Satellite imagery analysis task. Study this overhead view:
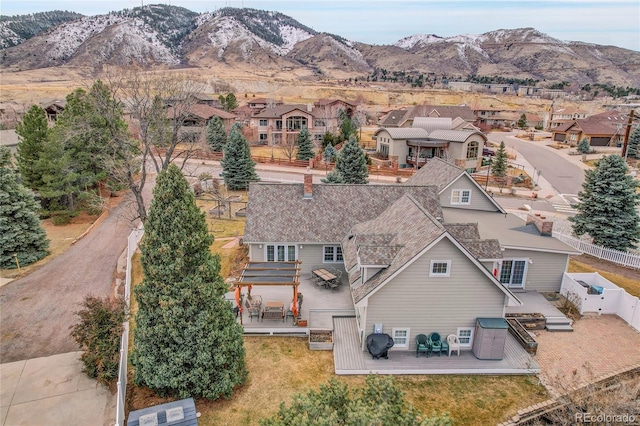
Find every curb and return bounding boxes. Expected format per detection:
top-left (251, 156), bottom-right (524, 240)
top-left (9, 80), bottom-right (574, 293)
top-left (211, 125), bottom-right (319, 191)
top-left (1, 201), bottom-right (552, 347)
top-left (70, 208), bottom-right (110, 245)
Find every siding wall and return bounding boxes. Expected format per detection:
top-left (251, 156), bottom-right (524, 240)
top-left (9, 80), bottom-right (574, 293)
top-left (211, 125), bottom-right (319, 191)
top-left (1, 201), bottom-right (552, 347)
top-left (502, 248), bottom-right (569, 292)
top-left (363, 238), bottom-right (507, 352)
top-left (440, 175), bottom-right (498, 211)
top-left (248, 243), bottom-right (344, 274)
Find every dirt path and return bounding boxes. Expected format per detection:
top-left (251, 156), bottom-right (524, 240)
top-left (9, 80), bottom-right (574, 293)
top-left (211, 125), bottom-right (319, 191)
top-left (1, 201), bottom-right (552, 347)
top-left (0, 193), bottom-right (143, 363)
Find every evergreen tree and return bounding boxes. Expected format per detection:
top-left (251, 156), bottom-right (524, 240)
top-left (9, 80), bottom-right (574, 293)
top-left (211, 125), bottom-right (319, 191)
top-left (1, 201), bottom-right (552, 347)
top-left (627, 128), bottom-right (640, 159)
top-left (131, 164), bottom-right (247, 399)
top-left (0, 146), bottom-right (49, 269)
top-left (206, 116), bottom-right (227, 152)
top-left (221, 125), bottom-right (259, 190)
top-left (577, 137), bottom-right (591, 154)
top-left (323, 144), bottom-right (337, 163)
top-left (491, 141), bottom-right (508, 179)
top-left (219, 93), bottom-right (239, 112)
top-left (334, 136), bottom-right (368, 184)
top-left (338, 109), bottom-right (358, 142)
top-left (570, 155), bottom-right (640, 251)
top-left (517, 113), bottom-right (528, 129)
top-left (15, 105), bottom-right (49, 190)
top-left (321, 170), bottom-right (345, 184)
top-left (260, 375), bottom-right (451, 426)
top-left (295, 126), bottom-right (315, 161)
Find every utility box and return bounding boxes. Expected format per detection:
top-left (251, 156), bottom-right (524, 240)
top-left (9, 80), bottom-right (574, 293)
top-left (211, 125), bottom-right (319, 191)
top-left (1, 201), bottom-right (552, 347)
top-left (472, 318), bottom-right (508, 360)
top-left (373, 323), bottom-right (383, 334)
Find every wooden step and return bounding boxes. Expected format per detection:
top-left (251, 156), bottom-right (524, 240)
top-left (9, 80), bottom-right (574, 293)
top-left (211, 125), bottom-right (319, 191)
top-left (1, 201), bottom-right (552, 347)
top-left (545, 324), bottom-right (574, 332)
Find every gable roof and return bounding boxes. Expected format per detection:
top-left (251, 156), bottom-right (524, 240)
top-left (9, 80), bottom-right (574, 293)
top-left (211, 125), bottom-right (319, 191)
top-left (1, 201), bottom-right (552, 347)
top-left (244, 183), bottom-right (441, 243)
top-left (343, 195), bottom-right (519, 305)
top-left (252, 104), bottom-right (310, 118)
top-left (166, 104), bottom-right (235, 120)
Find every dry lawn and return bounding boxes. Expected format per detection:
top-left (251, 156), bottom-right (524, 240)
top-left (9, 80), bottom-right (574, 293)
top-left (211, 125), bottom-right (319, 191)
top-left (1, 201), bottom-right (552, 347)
top-left (0, 211), bottom-right (100, 280)
top-left (568, 259), bottom-right (640, 298)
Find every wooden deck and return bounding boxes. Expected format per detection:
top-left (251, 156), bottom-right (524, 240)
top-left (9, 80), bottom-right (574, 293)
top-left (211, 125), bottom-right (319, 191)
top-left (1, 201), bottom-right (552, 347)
top-left (333, 317), bottom-right (540, 375)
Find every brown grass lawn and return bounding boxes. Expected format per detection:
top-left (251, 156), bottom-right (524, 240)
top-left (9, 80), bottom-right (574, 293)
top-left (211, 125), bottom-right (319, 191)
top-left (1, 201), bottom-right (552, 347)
top-left (568, 259), bottom-right (640, 298)
top-left (0, 211), bottom-right (100, 280)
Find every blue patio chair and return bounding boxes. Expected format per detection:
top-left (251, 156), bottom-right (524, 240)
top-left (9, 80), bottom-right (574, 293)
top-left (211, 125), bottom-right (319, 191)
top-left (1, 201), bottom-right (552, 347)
top-left (416, 334), bottom-right (430, 358)
top-left (428, 332), bottom-right (444, 357)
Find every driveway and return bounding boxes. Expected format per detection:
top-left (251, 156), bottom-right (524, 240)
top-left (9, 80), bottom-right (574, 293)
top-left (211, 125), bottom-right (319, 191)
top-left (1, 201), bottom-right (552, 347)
top-left (0, 193), bottom-right (142, 363)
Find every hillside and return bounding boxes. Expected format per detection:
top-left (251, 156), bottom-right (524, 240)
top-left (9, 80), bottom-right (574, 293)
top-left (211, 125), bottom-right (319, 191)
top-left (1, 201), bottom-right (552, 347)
top-left (1, 6), bottom-right (639, 88)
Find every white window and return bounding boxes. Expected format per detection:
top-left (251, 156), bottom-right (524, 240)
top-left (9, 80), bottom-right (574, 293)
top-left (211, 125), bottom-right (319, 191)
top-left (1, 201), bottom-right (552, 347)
top-left (451, 189), bottom-right (471, 205)
top-left (499, 259), bottom-right (527, 288)
top-left (429, 260), bottom-right (451, 277)
top-left (392, 328), bottom-right (410, 348)
top-left (259, 119), bottom-right (268, 126)
top-left (323, 245), bottom-right (343, 263)
top-left (457, 327), bottom-right (474, 348)
top-left (266, 244), bottom-right (297, 262)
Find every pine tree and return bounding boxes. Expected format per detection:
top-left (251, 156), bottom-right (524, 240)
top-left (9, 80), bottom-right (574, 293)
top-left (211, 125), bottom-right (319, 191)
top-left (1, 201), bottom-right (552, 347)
top-left (491, 141), bottom-right (508, 179)
top-left (338, 109), bottom-right (358, 142)
top-left (131, 164), bottom-right (247, 399)
top-left (0, 146), bottom-right (49, 269)
top-left (15, 105), bottom-right (49, 190)
top-left (627, 128), bottom-right (640, 159)
top-left (517, 113), bottom-right (528, 129)
top-left (221, 125), bottom-right (259, 190)
top-left (577, 137), bottom-right (591, 154)
top-left (206, 116), bottom-right (227, 152)
top-left (335, 136), bottom-right (368, 184)
top-left (295, 126), bottom-right (315, 161)
top-left (323, 144), bottom-right (337, 163)
top-left (570, 155), bottom-right (640, 251)
top-left (321, 170), bottom-right (345, 184)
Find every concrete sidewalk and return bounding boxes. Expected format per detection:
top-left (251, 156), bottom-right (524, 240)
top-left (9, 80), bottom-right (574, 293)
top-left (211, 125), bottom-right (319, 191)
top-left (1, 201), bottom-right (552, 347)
top-left (1, 352), bottom-right (115, 426)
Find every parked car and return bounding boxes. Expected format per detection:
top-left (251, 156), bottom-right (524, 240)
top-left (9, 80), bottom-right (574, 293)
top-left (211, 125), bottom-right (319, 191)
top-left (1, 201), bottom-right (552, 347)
top-left (483, 147), bottom-right (495, 157)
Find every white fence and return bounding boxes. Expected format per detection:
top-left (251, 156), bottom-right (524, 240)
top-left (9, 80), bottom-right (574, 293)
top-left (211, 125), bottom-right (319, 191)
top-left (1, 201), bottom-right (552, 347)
top-left (561, 272), bottom-right (640, 332)
top-left (552, 231), bottom-right (640, 270)
top-left (115, 227), bottom-right (144, 426)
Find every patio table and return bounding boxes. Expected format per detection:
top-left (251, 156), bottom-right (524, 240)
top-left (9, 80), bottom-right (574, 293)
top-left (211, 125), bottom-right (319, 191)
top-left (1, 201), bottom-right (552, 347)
top-left (261, 301), bottom-right (285, 322)
top-left (312, 268), bottom-right (337, 288)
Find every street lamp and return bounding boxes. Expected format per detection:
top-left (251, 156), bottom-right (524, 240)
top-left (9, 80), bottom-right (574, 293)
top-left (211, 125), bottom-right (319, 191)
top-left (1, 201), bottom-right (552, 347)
top-left (484, 157), bottom-right (492, 191)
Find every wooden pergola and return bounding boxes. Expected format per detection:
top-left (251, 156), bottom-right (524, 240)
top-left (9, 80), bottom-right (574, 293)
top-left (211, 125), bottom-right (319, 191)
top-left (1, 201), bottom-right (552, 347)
top-left (234, 261), bottom-right (302, 325)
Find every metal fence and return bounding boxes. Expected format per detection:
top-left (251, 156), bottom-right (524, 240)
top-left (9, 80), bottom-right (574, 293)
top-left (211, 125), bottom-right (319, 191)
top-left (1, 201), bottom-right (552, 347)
top-left (552, 231), bottom-right (640, 270)
top-left (115, 227), bottom-right (144, 426)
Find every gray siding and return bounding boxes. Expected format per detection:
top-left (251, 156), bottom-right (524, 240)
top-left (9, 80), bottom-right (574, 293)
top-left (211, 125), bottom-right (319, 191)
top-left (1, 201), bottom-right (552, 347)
top-left (248, 243), bottom-right (344, 275)
top-left (502, 248), bottom-right (569, 292)
top-left (363, 238), bottom-right (507, 352)
top-left (440, 175), bottom-right (497, 211)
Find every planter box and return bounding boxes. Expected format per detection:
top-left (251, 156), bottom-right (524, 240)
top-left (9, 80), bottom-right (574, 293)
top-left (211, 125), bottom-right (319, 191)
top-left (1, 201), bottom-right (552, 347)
top-left (297, 319), bottom-right (307, 327)
top-left (506, 313), bottom-right (546, 330)
top-left (506, 319), bottom-right (538, 355)
top-left (309, 329), bottom-right (333, 351)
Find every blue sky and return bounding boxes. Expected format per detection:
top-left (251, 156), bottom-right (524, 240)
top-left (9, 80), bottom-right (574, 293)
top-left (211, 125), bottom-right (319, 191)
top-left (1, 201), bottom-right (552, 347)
top-left (3, 1), bottom-right (639, 51)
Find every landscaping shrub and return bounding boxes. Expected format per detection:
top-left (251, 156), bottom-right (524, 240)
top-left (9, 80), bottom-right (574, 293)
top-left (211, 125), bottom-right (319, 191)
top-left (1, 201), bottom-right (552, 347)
top-left (51, 210), bottom-right (72, 225)
top-left (70, 295), bottom-right (127, 388)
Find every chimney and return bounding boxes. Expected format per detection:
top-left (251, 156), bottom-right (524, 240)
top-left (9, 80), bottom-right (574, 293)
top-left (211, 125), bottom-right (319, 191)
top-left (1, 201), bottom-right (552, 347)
top-left (526, 214), bottom-right (553, 236)
top-left (303, 170), bottom-right (313, 199)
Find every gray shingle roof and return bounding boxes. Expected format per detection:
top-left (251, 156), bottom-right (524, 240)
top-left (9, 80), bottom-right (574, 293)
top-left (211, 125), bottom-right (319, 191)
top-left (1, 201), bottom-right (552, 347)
top-left (405, 157), bottom-right (464, 191)
top-left (344, 194), bottom-right (446, 304)
top-left (252, 104), bottom-right (310, 118)
top-left (244, 183), bottom-right (441, 243)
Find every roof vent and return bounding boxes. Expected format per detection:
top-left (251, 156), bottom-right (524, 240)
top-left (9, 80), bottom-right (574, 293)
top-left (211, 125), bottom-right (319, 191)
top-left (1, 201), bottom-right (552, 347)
top-left (138, 413), bottom-right (158, 426)
top-left (166, 407), bottom-right (185, 422)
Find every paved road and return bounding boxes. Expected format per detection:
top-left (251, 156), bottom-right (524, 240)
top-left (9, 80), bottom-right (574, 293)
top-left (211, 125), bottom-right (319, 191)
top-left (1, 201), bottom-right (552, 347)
top-left (487, 132), bottom-right (585, 196)
top-left (0, 191), bottom-right (146, 363)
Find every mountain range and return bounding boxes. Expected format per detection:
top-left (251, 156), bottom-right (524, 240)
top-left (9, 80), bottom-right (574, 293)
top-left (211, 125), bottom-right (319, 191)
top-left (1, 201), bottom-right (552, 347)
top-left (2, 5), bottom-right (639, 88)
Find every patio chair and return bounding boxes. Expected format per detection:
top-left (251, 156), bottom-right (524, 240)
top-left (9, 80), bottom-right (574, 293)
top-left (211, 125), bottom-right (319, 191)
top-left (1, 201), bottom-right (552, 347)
top-left (244, 299), bottom-right (260, 322)
top-left (446, 334), bottom-right (460, 357)
top-left (415, 334), bottom-right (430, 358)
top-left (428, 332), bottom-right (444, 357)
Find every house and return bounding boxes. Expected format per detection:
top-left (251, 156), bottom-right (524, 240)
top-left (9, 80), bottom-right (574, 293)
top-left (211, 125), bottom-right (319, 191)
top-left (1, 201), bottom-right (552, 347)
top-left (312, 99), bottom-right (357, 139)
top-left (243, 158), bottom-right (578, 355)
top-left (378, 105), bottom-right (476, 128)
top-left (547, 106), bottom-right (588, 130)
top-left (374, 119), bottom-right (487, 171)
top-left (40, 99), bottom-right (66, 121)
top-left (166, 104), bottom-right (236, 131)
top-left (551, 110), bottom-right (627, 146)
top-left (250, 104), bottom-right (315, 146)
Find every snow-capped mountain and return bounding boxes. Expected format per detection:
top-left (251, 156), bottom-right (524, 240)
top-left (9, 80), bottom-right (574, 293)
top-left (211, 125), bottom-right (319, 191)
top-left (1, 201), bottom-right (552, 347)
top-left (2, 6), bottom-right (639, 87)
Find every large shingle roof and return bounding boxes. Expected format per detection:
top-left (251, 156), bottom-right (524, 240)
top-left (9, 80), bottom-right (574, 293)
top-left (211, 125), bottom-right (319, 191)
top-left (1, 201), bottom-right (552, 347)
top-left (252, 104), bottom-right (310, 118)
top-left (244, 183), bottom-right (441, 243)
top-left (405, 157), bottom-right (464, 191)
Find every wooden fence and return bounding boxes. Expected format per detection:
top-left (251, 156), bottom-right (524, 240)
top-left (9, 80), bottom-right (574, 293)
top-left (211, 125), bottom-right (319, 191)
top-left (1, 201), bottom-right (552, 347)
top-left (552, 231), bottom-right (640, 269)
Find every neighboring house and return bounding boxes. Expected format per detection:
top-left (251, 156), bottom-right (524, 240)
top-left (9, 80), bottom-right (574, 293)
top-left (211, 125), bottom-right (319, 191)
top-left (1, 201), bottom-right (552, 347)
top-left (192, 93), bottom-right (222, 108)
top-left (523, 113), bottom-right (543, 129)
top-left (250, 104), bottom-right (315, 146)
top-left (473, 107), bottom-right (521, 129)
top-left (40, 99), bottom-right (66, 121)
top-left (166, 104), bottom-right (236, 131)
top-left (551, 110), bottom-right (627, 146)
top-left (378, 105), bottom-right (476, 128)
top-left (547, 107), bottom-right (588, 130)
top-left (243, 159), bottom-right (578, 355)
top-left (374, 119), bottom-right (487, 171)
top-left (312, 99), bottom-right (357, 139)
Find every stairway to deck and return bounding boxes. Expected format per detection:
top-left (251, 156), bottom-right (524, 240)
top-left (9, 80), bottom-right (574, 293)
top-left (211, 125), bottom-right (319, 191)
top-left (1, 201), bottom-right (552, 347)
top-left (545, 315), bottom-right (573, 332)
